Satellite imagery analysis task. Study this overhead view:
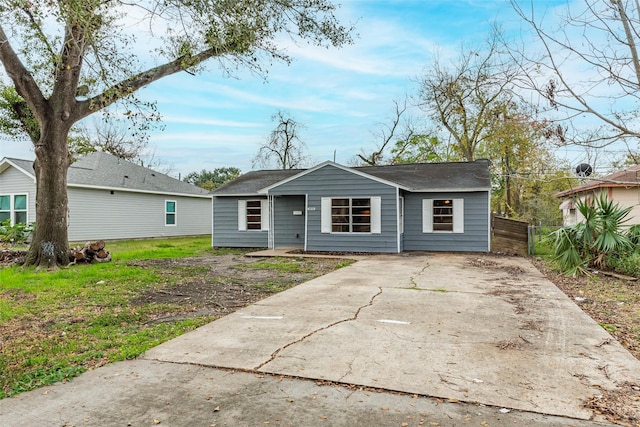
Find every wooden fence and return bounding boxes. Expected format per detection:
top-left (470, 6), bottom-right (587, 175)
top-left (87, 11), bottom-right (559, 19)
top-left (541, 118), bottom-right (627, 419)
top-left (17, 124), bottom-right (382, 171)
top-left (491, 214), bottom-right (529, 256)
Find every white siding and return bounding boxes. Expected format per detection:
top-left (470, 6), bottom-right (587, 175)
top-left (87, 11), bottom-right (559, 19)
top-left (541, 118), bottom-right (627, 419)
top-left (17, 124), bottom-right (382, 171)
top-left (612, 188), bottom-right (640, 225)
top-left (67, 187), bottom-right (211, 241)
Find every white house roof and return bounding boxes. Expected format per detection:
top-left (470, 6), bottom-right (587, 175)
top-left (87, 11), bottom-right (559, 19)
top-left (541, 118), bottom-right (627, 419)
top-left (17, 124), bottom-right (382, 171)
top-left (1, 152), bottom-right (211, 197)
top-left (213, 160), bottom-right (491, 196)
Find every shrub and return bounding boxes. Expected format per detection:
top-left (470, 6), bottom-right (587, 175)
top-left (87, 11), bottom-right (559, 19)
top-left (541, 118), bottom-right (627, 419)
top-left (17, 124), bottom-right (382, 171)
top-left (546, 193), bottom-right (632, 276)
top-left (0, 219), bottom-right (34, 246)
top-left (606, 252), bottom-right (640, 277)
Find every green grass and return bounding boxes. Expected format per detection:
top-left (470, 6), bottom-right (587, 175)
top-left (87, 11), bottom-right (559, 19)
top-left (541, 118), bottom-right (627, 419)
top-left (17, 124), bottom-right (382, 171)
top-left (0, 236), bottom-right (218, 399)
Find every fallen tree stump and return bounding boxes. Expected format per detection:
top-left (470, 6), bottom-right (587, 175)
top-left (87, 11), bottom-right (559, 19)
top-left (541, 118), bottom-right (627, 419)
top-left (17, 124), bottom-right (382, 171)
top-left (69, 240), bottom-right (111, 265)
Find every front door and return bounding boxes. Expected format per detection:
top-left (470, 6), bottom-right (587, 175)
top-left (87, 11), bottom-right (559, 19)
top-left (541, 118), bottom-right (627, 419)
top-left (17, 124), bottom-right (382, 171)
top-left (272, 195), bottom-right (305, 249)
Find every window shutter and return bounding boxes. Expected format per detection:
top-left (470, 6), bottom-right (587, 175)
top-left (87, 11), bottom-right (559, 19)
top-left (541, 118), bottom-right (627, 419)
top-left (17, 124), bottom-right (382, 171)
top-left (370, 196), bottom-right (381, 234)
top-left (453, 198), bottom-right (464, 233)
top-left (321, 197), bottom-right (331, 233)
top-left (238, 200), bottom-right (247, 231)
top-left (422, 199), bottom-right (433, 233)
top-left (261, 199), bottom-right (270, 231)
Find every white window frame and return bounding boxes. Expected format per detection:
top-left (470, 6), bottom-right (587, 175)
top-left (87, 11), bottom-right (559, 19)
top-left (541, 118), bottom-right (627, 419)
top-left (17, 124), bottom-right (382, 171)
top-left (0, 193), bottom-right (28, 226)
top-left (321, 196), bottom-right (381, 234)
top-left (165, 200), bottom-right (177, 226)
top-left (238, 199), bottom-right (269, 231)
top-left (422, 198), bottom-right (464, 233)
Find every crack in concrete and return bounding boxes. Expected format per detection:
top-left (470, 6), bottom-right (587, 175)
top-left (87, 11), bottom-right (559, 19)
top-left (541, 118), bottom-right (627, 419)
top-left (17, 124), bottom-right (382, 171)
top-left (253, 287), bottom-right (384, 371)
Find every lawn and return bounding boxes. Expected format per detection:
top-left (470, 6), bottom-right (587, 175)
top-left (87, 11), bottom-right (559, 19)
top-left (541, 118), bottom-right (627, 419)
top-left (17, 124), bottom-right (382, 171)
top-left (0, 237), bottom-right (349, 399)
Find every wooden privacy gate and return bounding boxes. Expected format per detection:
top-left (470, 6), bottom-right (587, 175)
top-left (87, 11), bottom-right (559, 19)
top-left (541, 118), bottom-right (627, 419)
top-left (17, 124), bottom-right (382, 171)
top-left (491, 214), bottom-right (529, 256)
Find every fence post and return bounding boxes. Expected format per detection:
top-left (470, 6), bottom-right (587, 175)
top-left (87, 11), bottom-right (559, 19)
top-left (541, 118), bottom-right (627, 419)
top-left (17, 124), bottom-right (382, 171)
top-left (528, 225), bottom-right (534, 255)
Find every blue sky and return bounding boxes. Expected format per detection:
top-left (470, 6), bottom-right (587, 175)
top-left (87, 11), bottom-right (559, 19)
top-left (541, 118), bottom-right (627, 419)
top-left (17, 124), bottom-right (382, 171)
top-left (0, 0), bottom-right (568, 178)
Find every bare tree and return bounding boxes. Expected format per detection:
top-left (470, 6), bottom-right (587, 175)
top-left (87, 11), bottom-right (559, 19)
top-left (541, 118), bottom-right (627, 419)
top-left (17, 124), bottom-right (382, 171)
top-left (253, 111), bottom-right (308, 169)
top-left (357, 98), bottom-right (417, 166)
top-left (510, 0), bottom-right (640, 151)
top-left (73, 119), bottom-right (148, 160)
top-left (0, 1), bottom-right (352, 267)
top-left (417, 31), bottom-right (522, 161)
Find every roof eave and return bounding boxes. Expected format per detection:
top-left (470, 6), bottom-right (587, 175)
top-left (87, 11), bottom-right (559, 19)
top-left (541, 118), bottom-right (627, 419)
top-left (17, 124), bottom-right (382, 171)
top-left (67, 183), bottom-right (212, 198)
top-left (408, 186), bottom-right (490, 193)
top-left (212, 192), bottom-right (266, 197)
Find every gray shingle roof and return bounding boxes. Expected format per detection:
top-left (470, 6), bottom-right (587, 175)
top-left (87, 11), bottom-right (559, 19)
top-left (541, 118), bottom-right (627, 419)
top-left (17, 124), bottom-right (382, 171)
top-left (354, 160), bottom-right (491, 191)
top-left (213, 160), bottom-right (490, 195)
top-left (213, 168), bottom-right (303, 195)
top-left (2, 152), bottom-right (211, 197)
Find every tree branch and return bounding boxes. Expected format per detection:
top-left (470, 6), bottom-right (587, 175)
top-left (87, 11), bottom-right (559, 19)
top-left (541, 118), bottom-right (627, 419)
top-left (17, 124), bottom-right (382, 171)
top-left (76, 45), bottom-right (233, 121)
top-left (0, 23), bottom-right (48, 124)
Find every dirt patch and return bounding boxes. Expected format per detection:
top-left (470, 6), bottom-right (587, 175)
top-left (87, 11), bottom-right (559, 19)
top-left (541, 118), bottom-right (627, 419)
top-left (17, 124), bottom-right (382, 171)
top-left (468, 256), bottom-right (526, 275)
top-left (130, 254), bottom-right (347, 322)
top-left (496, 335), bottom-right (532, 350)
top-left (585, 382), bottom-right (640, 426)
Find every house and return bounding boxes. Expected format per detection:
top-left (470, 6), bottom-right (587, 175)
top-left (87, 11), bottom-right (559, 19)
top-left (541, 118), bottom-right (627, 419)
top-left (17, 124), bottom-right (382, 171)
top-left (212, 160), bottom-right (491, 253)
top-left (0, 152), bottom-right (212, 241)
top-left (555, 164), bottom-right (640, 226)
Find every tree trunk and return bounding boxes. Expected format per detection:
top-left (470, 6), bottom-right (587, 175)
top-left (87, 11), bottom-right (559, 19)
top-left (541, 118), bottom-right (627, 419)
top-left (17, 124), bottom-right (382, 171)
top-left (23, 122), bottom-right (72, 269)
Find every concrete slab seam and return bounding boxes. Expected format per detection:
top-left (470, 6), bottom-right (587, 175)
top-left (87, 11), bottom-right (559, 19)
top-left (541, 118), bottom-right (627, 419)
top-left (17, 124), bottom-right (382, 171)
top-left (253, 287), bottom-right (384, 371)
top-left (141, 360), bottom-right (600, 425)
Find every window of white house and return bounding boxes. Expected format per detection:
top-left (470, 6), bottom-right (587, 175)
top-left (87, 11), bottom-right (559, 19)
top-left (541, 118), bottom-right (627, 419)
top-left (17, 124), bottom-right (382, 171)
top-left (238, 200), bottom-right (269, 231)
top-left (0, 194), bottom-right (27, 225)
top-left (165, 200), bottom-right (176, 225)
top-left (321, 197), bottom-right (381, 234)
top-left (422, 199), bottom-right (464, 233)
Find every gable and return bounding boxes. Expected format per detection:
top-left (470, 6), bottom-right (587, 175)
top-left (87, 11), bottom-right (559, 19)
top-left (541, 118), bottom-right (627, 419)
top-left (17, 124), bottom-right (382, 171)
top-left (0, 158), bottom-right (36, 181)
top-left (266, 163), bottom-right (398, 195)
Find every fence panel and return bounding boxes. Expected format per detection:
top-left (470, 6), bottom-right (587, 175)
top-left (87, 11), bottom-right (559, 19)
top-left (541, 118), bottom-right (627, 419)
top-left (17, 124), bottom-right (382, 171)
top-left (491, 214), bottom-right (529, 256)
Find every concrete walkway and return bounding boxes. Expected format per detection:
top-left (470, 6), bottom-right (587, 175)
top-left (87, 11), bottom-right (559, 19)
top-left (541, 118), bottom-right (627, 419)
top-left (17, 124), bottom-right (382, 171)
top-left (1, 253), bottom-right (639, 426)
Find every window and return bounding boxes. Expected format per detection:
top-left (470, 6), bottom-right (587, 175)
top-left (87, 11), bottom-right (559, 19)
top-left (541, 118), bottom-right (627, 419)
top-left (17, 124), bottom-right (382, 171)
top-left (321, 197), bottom-right (381, 234)
top-left (165, 200), bottom-right (176, 225)
top-left (238, 199), bottom-right (269, 231)
top-left (331, 198), bottom-right (371, 232)
top-left (422, 199), bottom-right (464, 233)
top-left (246, 200), bottom-right (262, 230)
top-left (0, 194), bottom-right (28, 225)
top-left (433, 199), bottom-right (453, 231)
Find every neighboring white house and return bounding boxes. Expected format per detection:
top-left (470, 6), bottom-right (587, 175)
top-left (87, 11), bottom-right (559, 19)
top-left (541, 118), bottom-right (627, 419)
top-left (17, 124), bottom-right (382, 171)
top-left (555, 164), bottom-right (640, 226)
top-left (0, 152), bottom-right (212, 241)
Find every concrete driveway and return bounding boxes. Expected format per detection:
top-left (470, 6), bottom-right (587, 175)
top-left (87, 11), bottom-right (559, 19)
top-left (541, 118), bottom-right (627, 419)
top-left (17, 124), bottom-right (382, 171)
top-left (1, 253), bottom-right (639, 426)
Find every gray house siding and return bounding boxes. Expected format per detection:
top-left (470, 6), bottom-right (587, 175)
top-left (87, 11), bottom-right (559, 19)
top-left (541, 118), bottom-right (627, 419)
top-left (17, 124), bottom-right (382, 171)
top-left (270, 165), bottom-right (399, 253)
top-left (273, 196), bottom-right (305, 248)
top-left (68, 188), bottom-right (212, 241)
top-left (212, 196), bottom-right (268, 248)
top-left (402, 191), bottom-right (489, 252)
top-left (0, 165), bottom-right (36, 224)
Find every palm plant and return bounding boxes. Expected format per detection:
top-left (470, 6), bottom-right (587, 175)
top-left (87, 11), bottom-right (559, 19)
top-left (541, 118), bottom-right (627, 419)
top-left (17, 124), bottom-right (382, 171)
top-left (547, 193), bottom-right (632, 275)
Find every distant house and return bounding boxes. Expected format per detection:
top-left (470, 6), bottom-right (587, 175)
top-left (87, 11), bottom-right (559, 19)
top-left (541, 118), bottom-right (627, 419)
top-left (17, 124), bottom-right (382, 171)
top-left (555, 164), bottom-right (640, 226)
top-left (212, 160), bottom-right (491, 253)
top-left (0, 152), bottom-right (212, 241)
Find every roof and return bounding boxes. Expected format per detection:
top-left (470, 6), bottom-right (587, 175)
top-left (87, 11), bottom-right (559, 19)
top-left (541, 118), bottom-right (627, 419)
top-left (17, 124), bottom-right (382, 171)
top-left (1, 152), bottom-right (211, 197)
top-left (213, 160), bottom-right (491, 196)
top-left (554, 164), bottom-right (640, 198)
top-left (213, 168), bottom-right (303, 195)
